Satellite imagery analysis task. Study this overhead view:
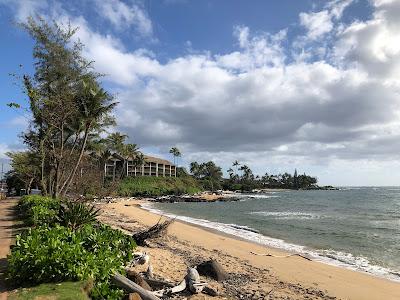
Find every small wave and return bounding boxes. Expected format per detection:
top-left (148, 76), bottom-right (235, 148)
top-left (140, 203), bottom-right (400, 282)
top-left (250, 211), bottom-right (321, 220)
top-left (242, 194), bottom-right (279, 199)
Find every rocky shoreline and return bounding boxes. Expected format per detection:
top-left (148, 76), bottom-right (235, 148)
top-left (152, 194), bottom-right (239, 203)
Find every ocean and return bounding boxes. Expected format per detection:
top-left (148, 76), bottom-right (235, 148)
top-left (143, 187), bottom-right (400, 281)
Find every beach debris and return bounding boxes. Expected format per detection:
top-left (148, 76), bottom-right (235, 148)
top-left (129, 293), bottom-right (143, 300)
top-left (186, 267), bottom-right (207, 293)
top-left (112, 273), bottom-right (161, 300)
top-left (152, 267), bottom-right (207, 297)
top-left (146, 262), bottom-right (154, 278)
top-left (131, 252), bottom-right (150, 266)
top-left (250, 251), bottom-right (313, 261)
top-left (126, 270), bottom-right (153, 291)
top-left (152, 278), bottom-right (187, 297)
top-left (144, 278), bottom-right (175, 290)
top-left (197, 259), bottom-right (229, 281)
top-left (202, 286), bottom-right (219, 296)
top-left (132, 217), bottom-right (174, 246)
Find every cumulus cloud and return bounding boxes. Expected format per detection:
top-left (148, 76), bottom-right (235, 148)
top-left (0, 0), bottom-right (48, 21)
top-left (299, 0), bottom-right (353, 40)
top-left (2, 0), bottom-right (400, 184)
top-left (94, 0), bottom-right (153, 36)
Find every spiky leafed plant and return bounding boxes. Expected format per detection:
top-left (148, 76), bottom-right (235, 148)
top-left (57, 201), bottom-right (100, 230)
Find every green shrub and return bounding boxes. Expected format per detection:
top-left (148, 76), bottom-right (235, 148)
top-left (7, 224), bottom-right (136, 300)
top-left (58, 202), bottom-right (100, 230)
top-left (18, 195), bottom-right (60, 226)
top-left (118, 176), bottom-right (202, 196)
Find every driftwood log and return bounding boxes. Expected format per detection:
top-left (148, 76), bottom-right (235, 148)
top-left (145, 278), bottom-right (174, 290)
top-left (126, 270), bottom-right (152, 291)
top-left (129, 293), bottom-right (143, 300)
top-left (112, 273), bottom-right (160, 300)
top-left (132, 217), bottom-right (174, 246)
top-left (197, 259), bottom-right (229, 281)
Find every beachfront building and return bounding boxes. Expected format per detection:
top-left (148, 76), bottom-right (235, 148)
top-left (104, 153), bottom-right (176, 180)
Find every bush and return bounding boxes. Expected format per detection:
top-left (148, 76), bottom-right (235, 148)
top-left (118, 176), bottom-right (202, 196)
top-left (18, 195), bottom-right (60, 226)
top-left (7, 224), bottom-right (136, 299)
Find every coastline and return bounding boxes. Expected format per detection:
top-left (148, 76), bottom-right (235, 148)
top-left (100, 198), bottom-right (400, 300)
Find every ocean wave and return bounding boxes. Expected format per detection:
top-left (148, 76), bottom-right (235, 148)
top-left (141, 203), bottom-right (400, 282)
top-left (249, 211), bottom-right (321, 220)
top-left (238, 194), bottom-right (280, 200)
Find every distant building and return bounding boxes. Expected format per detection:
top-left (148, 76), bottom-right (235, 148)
top-left (104, 153), bottom-right (176, 180)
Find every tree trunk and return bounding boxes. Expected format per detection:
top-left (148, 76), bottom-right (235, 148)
top-left (60, 124), bottom-right (90, 197)
top-left (27, 177), bottom-right (34, 195)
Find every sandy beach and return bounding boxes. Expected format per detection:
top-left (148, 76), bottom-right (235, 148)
top-left (97, 198), bottom-right (400, 300)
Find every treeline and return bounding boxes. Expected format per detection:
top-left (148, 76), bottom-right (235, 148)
top-left (188, 160), bottom-right (318, 191)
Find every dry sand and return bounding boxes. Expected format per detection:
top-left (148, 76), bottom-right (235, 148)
top-left (97, 199), bottom-right (400, 300)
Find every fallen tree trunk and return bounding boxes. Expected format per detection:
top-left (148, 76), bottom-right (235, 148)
top-left (111, 273), bottom-right (160, 300)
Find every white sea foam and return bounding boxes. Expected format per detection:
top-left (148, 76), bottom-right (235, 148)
top-left (250, 211), bottom-right (321, 220)
top-left (141, 202), bottom-right (400, 282)
top-left (240, 194), bottom-right (279, 199)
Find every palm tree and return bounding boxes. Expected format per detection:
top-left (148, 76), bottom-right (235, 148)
top-left (227, 167), bottom-right (234, 179)
top-left (169, 147), bottom-right (181, 166)
top-left (60, 77), bottom-right (117, 197)
top-left (232, 160), bottom-right (240, 182)
top-left (119, 143), bottom-right (139, 179)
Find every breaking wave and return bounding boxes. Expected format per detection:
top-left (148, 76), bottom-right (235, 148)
top-left (140, 203), bottom-right (400, 282)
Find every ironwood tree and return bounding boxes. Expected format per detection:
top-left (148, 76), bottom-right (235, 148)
top-left (10, 17), bottom-right (117, 198)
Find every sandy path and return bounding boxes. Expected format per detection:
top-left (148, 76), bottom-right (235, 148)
top-left (100, 199), bottom-right (400, 300)
top-left (0, 198), bottom-right (19, 300)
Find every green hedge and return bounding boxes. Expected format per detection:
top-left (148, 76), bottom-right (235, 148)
top-left (18, 195), bottom-right (60, 226)
top-left (118, 176), bottom-right (202, 196)
top-left (8, 224), bottom-right (136, 299)
top-left (11, 195), bottom-right (137, 299)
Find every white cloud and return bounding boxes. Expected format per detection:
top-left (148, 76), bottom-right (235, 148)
top-left (299, 0), bottom-right (353, 40)
top-left (0, 0), bottom-right (48, 21)
top-left (2, 0), bottom-right (400, 185)
top-left (300, 10), bottom-right (333, 39)
top-left (0, 144), bottom-right (11, 159)
top-left (94, 0), bottom-right (153, 36)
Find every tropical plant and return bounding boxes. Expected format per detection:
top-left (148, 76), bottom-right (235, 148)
top-left (9, 17), bottom-right (117, 198)
top-left (189, 161), bottom-right (223, 191)
top-left (57, 201), bottom-right (100, 230)
top-left (169, 147), bottom-right (181, 166)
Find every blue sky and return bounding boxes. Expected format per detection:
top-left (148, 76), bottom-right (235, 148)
top-left (1, 0), bottom-right (400, 186)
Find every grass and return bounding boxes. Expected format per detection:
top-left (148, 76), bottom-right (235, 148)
top-left (8, 281), bottom-right (89, 300)
top-left (118, 176), bottom-right (202, 196)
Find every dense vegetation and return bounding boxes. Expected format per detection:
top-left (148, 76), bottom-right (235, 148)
top-left (118, 176), bottom-right (202, 196)
top-left (8, 195), bottom-right (136, 299)
top-left (6, 17), bottom-right (117, 198)
top-left (189, 160), bottom-right (319, 191)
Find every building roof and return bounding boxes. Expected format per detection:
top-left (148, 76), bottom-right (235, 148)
top-left (143, 155), bottom-right (174, 166)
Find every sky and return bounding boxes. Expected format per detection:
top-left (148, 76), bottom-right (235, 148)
top-left (0, 0), bottom-right (400, 186)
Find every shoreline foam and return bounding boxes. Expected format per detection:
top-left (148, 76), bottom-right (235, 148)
top-left (141, 202), bottom-right (400, 282)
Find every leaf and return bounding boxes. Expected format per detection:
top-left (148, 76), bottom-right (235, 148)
top-left (7, 102), bottom-right (21, 109)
